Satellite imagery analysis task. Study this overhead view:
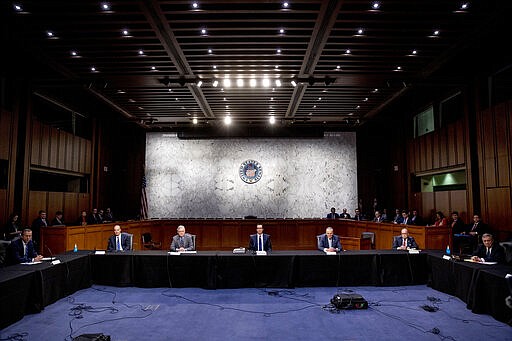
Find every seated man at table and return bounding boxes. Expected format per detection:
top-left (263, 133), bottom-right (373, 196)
top-left (170, 225), bottom-right (195, 252)
top-left (8, 228), bottom-right (43, 264)
top-left (107, 225), bottom-right (131, 251)
top-left (248, 224), bottom-right (272, 252)
top-left (317, 227), bottom-right (342, 252)
top-left (471, 233), bottom-right (505, 263)
top-left (392, 228), bottom-right (419, 250)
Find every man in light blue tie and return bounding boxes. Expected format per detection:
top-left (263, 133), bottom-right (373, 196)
top-left (249, 224), bottom-right (272, 252)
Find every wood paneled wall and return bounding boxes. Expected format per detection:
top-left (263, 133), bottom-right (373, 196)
top-left (407, 118), bottom-right (471, 222)
top-left (476, 100), bottom-right (512, 241)
top-left (22, 117), bottom-right (93, 226)
top-left (0, 109), bottom-right (18, 221)
top-left (30, 118), bottom-right (91, 173)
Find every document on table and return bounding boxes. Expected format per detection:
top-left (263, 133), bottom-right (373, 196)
top-left (464, 259), bottom-right (497, 265)
top-left (20, 261), bottom-right (42, 265)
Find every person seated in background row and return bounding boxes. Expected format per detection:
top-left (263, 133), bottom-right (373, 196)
top-left (373, 210), bottom-right (384, 223)
top-left (340, 208), bottom-right (351, 219)
top-left (77, 210), bottom-right (88, 226)
top-left (248, 224), bottom-right (272, 252)
top-left (465, 214), bottom-right (488, 244)
top-left (51, 211), bottom-right (65, 226)
top-left (317, 227), bottom-right (342, 252)
top-left (87, 208), bottom-right (103, 225)
top-left (8, 228), bottom-right (43, 264)
top-left (326, 207), bottom-right (339, 219)
top-left (471, 233), bottom-right (505, 263)
top-left (107, 225), bottom-right (131, 251)
top-left (392, 209), bottom-right (403, 224)
top-left (410, 210), bottom-right (423, 225)
top-left (450, 211), bottom-right (465, 234)
top-left (392, 228), bottom-right (419, 250)
top-left (353, 208), bottom-right (365, 221)
top-left (170, 225), bottom-right (195, 252)
top-left (433, 211), bottom-right (447, 227)
top-left (401, 211), bottom-right (411, 225)
top-left (103, 207), bottom-right (114, 223)
top-left (4, 212), bottom-right (22, 240)
top-left (381, 208), bottom-right (389, 222)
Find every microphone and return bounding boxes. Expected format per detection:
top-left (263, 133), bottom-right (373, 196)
top-left (44, 244), bottom-right (56, 261)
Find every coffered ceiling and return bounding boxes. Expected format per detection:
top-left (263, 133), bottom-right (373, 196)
top-left (3, 1), bottom-right (509, 134)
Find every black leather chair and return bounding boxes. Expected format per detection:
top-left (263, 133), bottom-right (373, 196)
top-left (141, 232), bottom-right (162, 250)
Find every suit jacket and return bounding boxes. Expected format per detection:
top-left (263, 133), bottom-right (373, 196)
top-left (170, 233), bottom-right (195, 251)
top-left (107, 233), bottom-right (131, 251)
top-left (410, 215), bottom-right (423, 225)
top-left (392, 236), bottom-right (419, 250)
top-left (317, 234), bottom-right (342, 251)
top-left (472, 243), bottom-right (505, 263)
top-left (51, 218), bottom-right (65, 226)
top-left (249, 233), bottom-right (272, 252)
top-left (8, 238), bottom-right (38, 264)
top-left (326, 212), bottom-right (340, 219)
top-left (373, 216), bottom-right (384, 223)
top-left (451, 219), bottom-right (466, 234)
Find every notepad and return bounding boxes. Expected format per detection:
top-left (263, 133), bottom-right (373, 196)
top-left (21, 261), bottom-right (42, 265)
top-left (464, 259), bottom-right (497, 265)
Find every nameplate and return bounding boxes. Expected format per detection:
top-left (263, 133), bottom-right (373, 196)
top-left (256, 251), bottom-right (267, 256)
top-left (442, 255), bottom-right (451, 260)
top-left (168, 252), bottom-right (181, 256)
top-left (408, 249), bottom-right (420, 254)
top-left (324, 251), bottom-right (337, 255)
top-left (52, 259), bottom-right (61, 265)
top-left (95, 251), bottom-right (106, 255)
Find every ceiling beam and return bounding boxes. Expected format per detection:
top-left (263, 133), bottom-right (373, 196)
top-left (287, 0), bottom-right (343, 118)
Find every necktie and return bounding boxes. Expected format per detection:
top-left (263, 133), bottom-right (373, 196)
top-left (24, 243), bottom-right (28, 259)
top-left (472, 223), bottom-right (477, 231)
top-left (116, 236), bottom-right (120, 250)
top-left (179, 237), bottom-right (184, 247)
top-left (486, 247), bottom-right (490, 257)
top-left (402, 238), bottom-right (407, 247)
top-left (328, 238), bottom-right (332, 248)
top-left (258, 235), bottom-right (263, 251)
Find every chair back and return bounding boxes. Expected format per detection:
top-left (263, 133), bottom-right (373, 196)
top-left (316, 234), bottom-right (323, 249)
top-left (190, 234), bottom-right (196, 250)
top-left (142, 232), bottom-right (151, 243)
top-left (122, 232), bottom-right (133, 250)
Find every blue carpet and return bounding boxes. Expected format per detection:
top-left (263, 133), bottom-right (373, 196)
top-left (1, 285), bottom-right (510, 341)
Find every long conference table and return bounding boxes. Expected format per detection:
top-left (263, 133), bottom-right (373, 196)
top-left (1, 250), bottom-right (511, 330)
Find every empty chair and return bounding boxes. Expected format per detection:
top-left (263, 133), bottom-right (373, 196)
top-left (141, 232), bottom-right (162, 250)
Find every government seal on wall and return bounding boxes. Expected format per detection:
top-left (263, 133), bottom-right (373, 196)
top-left (239, 159), bottom-right (263, 184)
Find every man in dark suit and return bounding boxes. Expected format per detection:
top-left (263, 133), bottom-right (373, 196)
top-left (339, 208), bottom-right (351, 219)
top-left (31, 210), bottom-right (48, 252)
top-left (8, 228), bottom-right (43, 264)
top-left (326, 207), bottom-right (340, 219)
top-left (249, 224), bottom-right (272, 252)
top-left (392, 228), bottom-right (419, 250)
top-left (170, 225), bottom-right (195, 251)
top-left (471, 233), bottom-right (505, 263)
top-left (410, 210), bottom-right (423, 225)
top-left (317, 227), bottom-right (342, 252)
top-left (107, 225), bottom-right (131, 251)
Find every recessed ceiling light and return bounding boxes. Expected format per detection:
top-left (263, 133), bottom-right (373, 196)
top-left (138, 49), bottom-right (144, 55)
top-left (223, 79), bottom-right (231, 88)
top-left (70, 50), bottom-right (78, 56)
top-left (276, 49), bottom-right (282, 55)
top-left (262, 78), bottom-right (270, 87)
top-left (101, 2), bottom-right (111, 11)
top-left (192, 118), bottom-right (198, 124)
top-left (371, 2), bottom-right (380, 10)
top-left (13, 4), bottom-right (23, 11)
top-left (282, 2), bottom-right (289, 9)
top-left (224, 116), bottom-right (232, 125)
top-left (275, 80), bottom-right (282, 87)
top-left (192, 2), bottom-right (199, 9)
top-left (237, 79), bottom-right (244, 87)
top-left (122, 29), bottom-right (130, 36)
top-left (250, 79), bottom-right (257, 87)
top-left (279, 28), bottom-right (285, 34)
top-left (269, 116), bottom-right (276, 124)
top-left (201, 28), bottom-right (207, 35)
top-left (212, 80), bottom-right (219, 87)
top-left (208, 49), bottom-right (212, 54)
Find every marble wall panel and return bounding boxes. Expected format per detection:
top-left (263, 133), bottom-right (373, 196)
top-left (145, 133), bottom-right (358, 218)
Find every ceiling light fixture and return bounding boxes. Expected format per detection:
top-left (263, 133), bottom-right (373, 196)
top-left (269, 116), bottom-right (276, 124)
top-left (224, 116), bottom-right (232, 125)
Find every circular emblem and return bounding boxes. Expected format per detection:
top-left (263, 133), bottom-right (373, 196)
top-left (239, 160), bottom-right (263, 184)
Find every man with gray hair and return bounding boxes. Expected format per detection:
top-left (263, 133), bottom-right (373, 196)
top-left (170, 225), bottom-right (195, 251)
top-left (317, 227), bottom-right (342, 252)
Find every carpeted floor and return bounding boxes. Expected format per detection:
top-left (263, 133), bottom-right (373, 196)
top-left (1, 285), bottom-right (510, 341)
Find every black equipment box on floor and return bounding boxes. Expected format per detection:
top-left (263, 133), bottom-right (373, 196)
top-left (331, 294), bottom-right (368, 310)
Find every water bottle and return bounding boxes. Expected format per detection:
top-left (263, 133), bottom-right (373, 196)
top-left (445, 245), bottom-right (450, 255)
top-left (73, 243), bottom-right (78, 252)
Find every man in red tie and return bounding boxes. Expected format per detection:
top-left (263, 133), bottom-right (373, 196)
top-left (392, 228), bottom-right (419, 250)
